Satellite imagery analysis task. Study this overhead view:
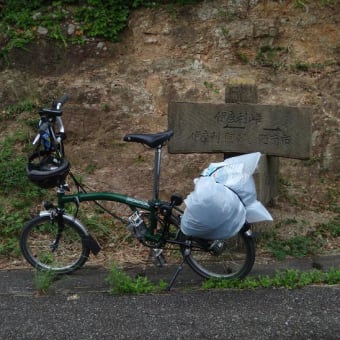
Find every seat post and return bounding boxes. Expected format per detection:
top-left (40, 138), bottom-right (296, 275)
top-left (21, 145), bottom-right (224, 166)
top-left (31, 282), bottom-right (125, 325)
top-left (153, 145), bottom-right (162, 201)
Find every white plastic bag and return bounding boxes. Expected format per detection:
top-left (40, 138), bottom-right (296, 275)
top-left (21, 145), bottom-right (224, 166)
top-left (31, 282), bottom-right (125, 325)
top-left (181, 176), bottom-right (246, 239)
top-left (245, 200), bottom-right (273, 223)
top-left (202, 152), bottom-right (273, 223)
top-left (180, 152), bottom-right (273, 240)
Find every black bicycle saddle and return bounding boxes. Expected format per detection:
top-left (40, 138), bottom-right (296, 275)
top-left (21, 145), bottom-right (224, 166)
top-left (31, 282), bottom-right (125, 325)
top-left (123, 130), bottom-right (174, 148)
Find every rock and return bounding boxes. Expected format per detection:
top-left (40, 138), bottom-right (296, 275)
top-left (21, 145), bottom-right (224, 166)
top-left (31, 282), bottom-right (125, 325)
top-left (37, 26), bottom-right (48, 35)
top-left (67, 24), bottom-right (76, 35)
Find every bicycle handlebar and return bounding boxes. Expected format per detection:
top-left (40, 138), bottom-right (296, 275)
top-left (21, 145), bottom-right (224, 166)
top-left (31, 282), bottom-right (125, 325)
top-left (38, 122), bottom-right (49, 134)
top-left (53, 94), bottom-right (69, 110)
top-left (33, 95), bottom-right (68, 146)
top-left (55, 95), bottom-right (67, 135)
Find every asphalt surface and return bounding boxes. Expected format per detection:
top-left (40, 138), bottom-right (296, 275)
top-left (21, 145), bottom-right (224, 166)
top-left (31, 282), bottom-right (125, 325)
top-left (0, 255), bottom-right (339, 339)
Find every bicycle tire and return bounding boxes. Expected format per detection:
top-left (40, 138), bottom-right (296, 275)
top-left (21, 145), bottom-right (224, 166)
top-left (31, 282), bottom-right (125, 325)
top-left (20, 213), bottom-right (90, 274)
top-left (180, 228), bottom-right (255, 280)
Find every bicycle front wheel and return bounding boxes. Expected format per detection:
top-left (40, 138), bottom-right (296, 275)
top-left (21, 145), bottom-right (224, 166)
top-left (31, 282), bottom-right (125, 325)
top-left (20, 214), bottom-right (90, 274)
top-left (182, 230), bottom-right (255, 280)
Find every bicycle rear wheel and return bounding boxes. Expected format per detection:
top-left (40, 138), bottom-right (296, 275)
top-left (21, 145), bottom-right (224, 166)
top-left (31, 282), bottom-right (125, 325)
top-left (20, 214), bottom-right (90, 274)
top-left (181, 229), bottom-right (255, 280)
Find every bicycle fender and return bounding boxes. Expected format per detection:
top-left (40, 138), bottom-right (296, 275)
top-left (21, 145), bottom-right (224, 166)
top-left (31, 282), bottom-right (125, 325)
top-left (85, 234), bottom-right (101, 255)
top-left (39, 210), bottom-right (89, 234)
top-left (38, 211), bottom-right (101, 255)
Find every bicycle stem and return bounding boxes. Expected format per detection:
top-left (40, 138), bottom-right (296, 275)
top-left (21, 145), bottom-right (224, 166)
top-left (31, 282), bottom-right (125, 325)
top-left (153, 145), bottom-right (162, 201)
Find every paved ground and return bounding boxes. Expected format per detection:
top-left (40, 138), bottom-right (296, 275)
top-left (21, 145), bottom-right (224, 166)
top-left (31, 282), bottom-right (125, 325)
top-left (0, 255), bottom-right (339, 339)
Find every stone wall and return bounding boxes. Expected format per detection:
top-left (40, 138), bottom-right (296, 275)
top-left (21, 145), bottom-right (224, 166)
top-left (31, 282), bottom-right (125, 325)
top-left (0, 0), bottom-right (339, 200)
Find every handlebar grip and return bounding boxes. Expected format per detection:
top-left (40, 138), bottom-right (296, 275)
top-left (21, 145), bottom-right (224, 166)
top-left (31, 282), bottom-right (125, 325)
top-left (52, 94), bottom-right (69, 110)
top-left (58, 94), bottom-right (69, 106)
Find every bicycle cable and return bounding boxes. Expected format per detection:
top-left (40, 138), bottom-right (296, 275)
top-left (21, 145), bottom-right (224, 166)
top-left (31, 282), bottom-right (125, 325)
top-left (68, 171), bottom-right (128, 224)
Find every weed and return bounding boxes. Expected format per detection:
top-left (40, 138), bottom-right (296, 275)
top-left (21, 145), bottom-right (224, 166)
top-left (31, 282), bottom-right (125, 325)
top-left (85, 162), bottom-right (97, 174)
top-left (203, 81), bottom-right (220, 94)
top-left (285, 236), bottom-right (316, 257)
top-left (235, 50), bottom-right (249, 64)
top-left (327, 187), bottom-right (340, 213)
top-left (0, 132), bottom-right (46, 256)
top-left (293, 60), bottom-right (309, 72)
top-left (0, 135), bottom-right (43, 196)
top-left (294, 0), bottom-right (307, 9)
top-left (102, 103), bottom-right (110, 112)
top-left (318, 217), bottom-right (340, 238)
top-left (0, 238), bottom-right (21, 256)
top-left (202, 268), bottom-right (340, 290)
top-left (0, 137), bottom-right (25, 191)
top-left (33, 269), bottom-right (57, 295)
top-left (291, 60), bottom-right (336, 73)
top-left (83, 214), bottom-right (113, 239)
top-left (106, 262), bottom-right (167, 294)
top-left (320, 0), bottom-right (335, 5)
top-left (134, 154), bottom-right (146, 164)
top-left (74, 2), bottom-right (130, 41)
top-left (220, 27), bottom-right (230, 39)
top-left (255, 45), bottom-right (288, 69)
top-left (259, 214), bottom-right (339, 261)
top-left (259, 221), bottom-right (325, 261)
top-left (0, 0), bottom-right (204, 62)
top-left (278, 176), bottom-right (300, 206)
top-left (1, 100), bottom-right (37, 121)
top-left (325, 267), bottom-right (340, 284)
top-left (303, 157), bottom-right (322, 167)
top-left (73, 174), bottom-right (84, 185)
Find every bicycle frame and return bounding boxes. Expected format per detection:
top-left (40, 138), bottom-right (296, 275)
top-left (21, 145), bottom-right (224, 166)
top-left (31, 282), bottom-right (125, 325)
top-left (56, 144), bottom-right (168, 244)
top-left (58, 191), bottom-right (152, 211)
top-left (60, 192), bottom-right (157, 241)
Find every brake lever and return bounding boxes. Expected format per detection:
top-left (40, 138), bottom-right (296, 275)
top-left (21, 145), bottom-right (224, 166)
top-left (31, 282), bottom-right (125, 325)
top-left (32, 134), bottom-right (41, 145)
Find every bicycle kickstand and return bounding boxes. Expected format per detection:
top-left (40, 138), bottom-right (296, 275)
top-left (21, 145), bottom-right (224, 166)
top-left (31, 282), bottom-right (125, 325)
top-left (166, 240), bottom-right (191, 291)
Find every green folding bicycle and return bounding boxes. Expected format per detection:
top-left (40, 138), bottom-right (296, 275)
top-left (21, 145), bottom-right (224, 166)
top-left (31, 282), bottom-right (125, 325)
top-left (20, 95), bottom-right (256, 289)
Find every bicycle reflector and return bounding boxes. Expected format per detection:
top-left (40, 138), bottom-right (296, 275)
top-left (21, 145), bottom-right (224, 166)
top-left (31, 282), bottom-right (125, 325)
top-left (26, 151), bottom-right (70, 189)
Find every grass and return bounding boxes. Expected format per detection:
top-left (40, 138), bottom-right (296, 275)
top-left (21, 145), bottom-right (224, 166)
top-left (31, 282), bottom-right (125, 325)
top-left (0, 208), bottom-right (26, 255)
top-left (203, 81), bottom-right (220, 94)
top-left (1, 100), bottom-right (37, 121)
top-left (254, 46), bottom-right (336, 74)
top-left (30, 264), bottom-right (340, 296)
top-left (33, 269), bottom-right (57, 295)
top-left (0, 0), bottom-right (204, 63)
top-left (235, 50), bottom-right (249, 64)
top-left (258, 216), bottom-right (340, 261)
top-left (294, 0), bottom-right (336, 9)
top-left (0, 101), bottom-right (48, 256)
top-left (106, 262), bottom-right (167, 294)
top-left (203, 267), bottom-right (340, 290)
top-left (255, 45), bottom-right (288, 69)
top-left (291, 59), bottom-right (336, 73)
top-left (318, 216), bottom-right (340, 238)
top-left (105, 263), bottom-right (340, 294)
